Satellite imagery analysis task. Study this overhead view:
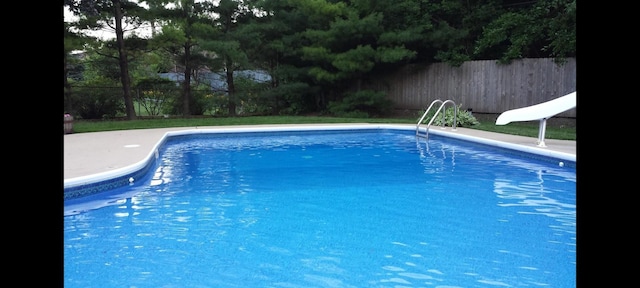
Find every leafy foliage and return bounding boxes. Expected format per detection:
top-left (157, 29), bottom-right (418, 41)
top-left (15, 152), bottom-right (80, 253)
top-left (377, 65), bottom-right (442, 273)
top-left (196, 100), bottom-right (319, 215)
top-left (474, 0), bottom-right (575, 64)
top-left (71, 78), bottom-right (124, 119)
top-left (133, 77), bottom-right (178, 116)
top-left (164, 84), bottom-right (214, 116)
top-left (419, 104), bottom-right (479, 127)
top-left (65, 0), bottom-right (576, 118)
top-left (328, 90), bottom-right (392, 118)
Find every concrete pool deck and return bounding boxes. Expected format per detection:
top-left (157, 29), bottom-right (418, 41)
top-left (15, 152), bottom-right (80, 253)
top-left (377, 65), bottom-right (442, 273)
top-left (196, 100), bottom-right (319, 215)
top-left (63, 124), bottom-right (576, 180)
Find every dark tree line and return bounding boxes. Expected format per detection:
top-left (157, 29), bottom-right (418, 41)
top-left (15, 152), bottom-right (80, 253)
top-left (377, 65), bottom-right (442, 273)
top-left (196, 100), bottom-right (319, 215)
top-left (64, 0), bottom-right (576, 119)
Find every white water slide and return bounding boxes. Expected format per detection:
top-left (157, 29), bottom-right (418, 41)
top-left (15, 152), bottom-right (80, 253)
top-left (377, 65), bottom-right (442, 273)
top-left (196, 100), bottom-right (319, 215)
top-left (495, 91), bottom-right (576, 147)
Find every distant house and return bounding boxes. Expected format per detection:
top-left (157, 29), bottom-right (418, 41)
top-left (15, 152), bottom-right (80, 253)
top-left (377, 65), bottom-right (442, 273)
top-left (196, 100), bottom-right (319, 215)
top-left (158, 70), bottom-right (271, 93)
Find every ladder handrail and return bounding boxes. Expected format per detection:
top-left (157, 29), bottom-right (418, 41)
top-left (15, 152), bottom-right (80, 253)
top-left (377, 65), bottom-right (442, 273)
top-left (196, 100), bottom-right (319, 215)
top-left (416, 99), bottom-right (443, 132)
top-left (416, 99), bottom-right (457, 139)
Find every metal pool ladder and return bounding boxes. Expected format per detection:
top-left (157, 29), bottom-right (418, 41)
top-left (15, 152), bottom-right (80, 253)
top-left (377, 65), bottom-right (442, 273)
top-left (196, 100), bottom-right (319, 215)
top-left (416, 99), bottom-right (457, 139)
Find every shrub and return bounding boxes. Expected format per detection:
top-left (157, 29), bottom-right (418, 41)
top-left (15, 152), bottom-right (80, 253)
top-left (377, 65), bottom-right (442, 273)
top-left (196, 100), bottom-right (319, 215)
top-left (163, 85), bottom-right (213, 116)
top-left (419, 104), bottom-right (479, 127)
top-left (133, 78), bottom-right (179, 116)
top-left (328, 90), bottom-right (392, 118)
top-left (71, 79), bottom-right (124, 119)
top-left (255, 82), bottom-right (316, 116)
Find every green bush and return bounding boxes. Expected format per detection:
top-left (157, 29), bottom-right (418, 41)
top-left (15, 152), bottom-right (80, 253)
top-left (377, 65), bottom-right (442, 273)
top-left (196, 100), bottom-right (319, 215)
top-left (419, 104), bottom-right (479, 127)
top-left (328, 90), bottom-right (392, 118)
top-left (234, 76), bottom-right (270, 115)
top-left (255, 82), bottom-right (316, 116)
top-left (191, 87), bottom-right (215, 115)
top-left (133, 78), bottom-right (179, 116)
top-left (71, 79), bottom-right (124, 119)
top-left (207, 92), bottom-right (230, 117)
top-left (164, 85), bottom-right (213, 116)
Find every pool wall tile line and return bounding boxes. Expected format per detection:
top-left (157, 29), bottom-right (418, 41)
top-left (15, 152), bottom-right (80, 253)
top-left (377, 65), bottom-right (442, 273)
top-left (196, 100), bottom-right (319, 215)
top-left (64, 137), bottom-right (166, 200)
top-left (63, 162), bottom-right (156, 200)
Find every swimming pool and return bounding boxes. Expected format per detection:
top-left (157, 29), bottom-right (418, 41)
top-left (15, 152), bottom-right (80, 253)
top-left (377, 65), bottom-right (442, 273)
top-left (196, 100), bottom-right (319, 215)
top-left (64, 126), bottom-right (576, 287)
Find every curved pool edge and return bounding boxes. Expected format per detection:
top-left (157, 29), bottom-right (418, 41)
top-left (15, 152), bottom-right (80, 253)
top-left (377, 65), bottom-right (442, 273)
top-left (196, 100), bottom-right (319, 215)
top-left (427, 128), bottom-right (577, 162)
top-left (63, 124), bottom-right (575, 200)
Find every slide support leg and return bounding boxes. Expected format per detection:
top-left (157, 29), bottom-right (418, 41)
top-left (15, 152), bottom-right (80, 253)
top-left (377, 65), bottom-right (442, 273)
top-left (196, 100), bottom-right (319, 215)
top-left (537, 118), bottom-right (547, 147)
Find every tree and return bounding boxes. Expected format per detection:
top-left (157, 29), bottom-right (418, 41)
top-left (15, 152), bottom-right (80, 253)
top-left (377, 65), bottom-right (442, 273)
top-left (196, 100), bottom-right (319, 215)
top-left (418, 0), bottom-right (504, 66)
top-left (66, 0), bottom-right (576, 117)
top-left (64, 21), bottom-right (92, 115)
top-left (70, 50), bottom-right (127, 119)
top-left (300, 0), bottom-right (421, 103)
top-left (473, 0), bottom-right (576, 64)
top-left (147, 0), bottom-right (216, 117)
top-left (199, 0), bottom-right (256, 117)
top-left (242, 0), bottom-right (319, 114)
top-left (65, 0), bottom-right (148, 120)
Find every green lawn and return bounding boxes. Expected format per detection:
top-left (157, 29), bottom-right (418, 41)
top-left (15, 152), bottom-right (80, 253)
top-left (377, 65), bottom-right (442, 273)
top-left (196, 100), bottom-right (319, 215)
top-left (69, 115), bottom-right (576, 141)
top-left (465, 120), bottom-right (575, 140)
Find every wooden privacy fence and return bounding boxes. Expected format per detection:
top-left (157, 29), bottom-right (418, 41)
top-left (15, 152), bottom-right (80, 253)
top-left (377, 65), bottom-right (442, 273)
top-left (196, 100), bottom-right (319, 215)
top-left (365, 58), bottom-right (576, 118)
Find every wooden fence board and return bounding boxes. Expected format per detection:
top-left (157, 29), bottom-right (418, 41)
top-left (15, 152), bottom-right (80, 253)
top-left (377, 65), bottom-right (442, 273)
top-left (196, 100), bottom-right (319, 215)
top-left (367, 58), bottom-right (576, 118)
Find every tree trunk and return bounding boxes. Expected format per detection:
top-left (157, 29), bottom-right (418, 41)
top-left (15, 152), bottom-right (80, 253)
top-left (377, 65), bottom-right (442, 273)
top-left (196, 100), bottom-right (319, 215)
top-left (182, 43), bottom-right (192, 117)
top-left (270, 59), bottom-right (279, 115)
top-left (113, 0), bottom-right (136, 120)
top-left (226, 58), bottom-right (236, 117)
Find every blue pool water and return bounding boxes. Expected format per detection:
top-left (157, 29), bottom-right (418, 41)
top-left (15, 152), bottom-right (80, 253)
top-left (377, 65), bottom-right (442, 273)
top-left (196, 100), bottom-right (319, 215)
top-left (64, 129), bottom-right (576, 287)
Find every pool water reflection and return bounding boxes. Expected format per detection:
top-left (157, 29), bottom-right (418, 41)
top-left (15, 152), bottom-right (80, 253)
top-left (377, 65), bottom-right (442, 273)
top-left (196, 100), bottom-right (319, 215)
top-left (64, 129), bottom-right (576, 287)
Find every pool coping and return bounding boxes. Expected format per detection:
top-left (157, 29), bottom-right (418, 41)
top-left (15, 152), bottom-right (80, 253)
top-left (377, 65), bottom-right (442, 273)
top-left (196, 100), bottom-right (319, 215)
top-left (63, 124), bottom-right (576, 200)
